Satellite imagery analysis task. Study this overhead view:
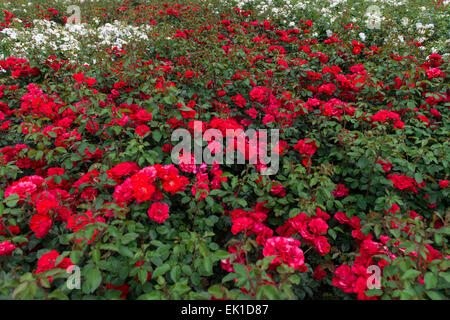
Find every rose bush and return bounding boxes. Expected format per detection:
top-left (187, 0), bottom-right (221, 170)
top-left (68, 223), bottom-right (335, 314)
top-left (0, 0), bottom-right (448, 300)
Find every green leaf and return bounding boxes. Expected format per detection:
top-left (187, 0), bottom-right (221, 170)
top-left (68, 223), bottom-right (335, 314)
top-left (152, 130), bottom-right (162, 142)
top-left (221, 272), bottom-right (236, 283)
top-left (289, 208), bottom-right (300, 218)
top-left (13, 281), bottom-right (38, 300)
top-left (208, 285), bottom-right (225, 298)
top-left (357, 157), bottom-right (368, 169)
top-left (70, 250), bottom-right (83, 265)
top-left (365, 288), bottom-right (383, 297)
top-left (121, 233), bottom-right (139, 245)
top-left (138, 291), bottom-right (161, 300)
top-left (401, 269), bottom-right (421, 280)
top-left (328, 228), bottom-right (337, 240)
top-left (5, 194), bottom-right (20, 208)
top-left (426, 290), bottom-right (446, 300)
top-left (137, 268), bottom-right (149, 285)
top-left (86, 267), bottom-right (102, 293)
top-left (152, 264), bottom-right (170, 278)
top-left (182, 265), bottom-right (192, 276)
top-left (257, 284), bottom-right (280, 299)
top-left (414, 172), bottom-right (423, 185)
top-left (119, 246), bottom-right (134, 258)
top-left (203, 256), bottom-right (213, 275)
top-left (439, 272), bottom-right (450, 283)
top-left (171, 283), bottom-right (190, 295)
top-left (424, 272), bottom-right (437, 289)
top-left (170, 265), bottom-right (181, 283)
top-left (91, 248), bottom-right (101, 263)
top-left (213, 250), bottom-right (229, 260)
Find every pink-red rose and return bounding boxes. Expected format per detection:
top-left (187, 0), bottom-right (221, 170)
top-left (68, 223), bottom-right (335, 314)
top-left (148, 202), bottom-right (169, 223)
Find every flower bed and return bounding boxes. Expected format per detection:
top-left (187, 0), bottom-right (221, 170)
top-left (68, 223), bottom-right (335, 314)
top-left (0, 0), bottom-right (448, 300)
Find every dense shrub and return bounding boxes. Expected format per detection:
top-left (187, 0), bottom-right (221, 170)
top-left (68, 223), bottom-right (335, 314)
top-left (0, 0), bottom-right (448, 300)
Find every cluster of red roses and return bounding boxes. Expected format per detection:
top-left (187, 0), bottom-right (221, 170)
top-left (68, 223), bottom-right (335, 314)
top-left (387, 174), bottom-right (426, 194)
top-left (112, 164), bottom-right (191, 222)
top-left (293, 138), bottom-right (318, 166)
top-left (190, 164), bottom-right (224, 201)
top-left (332, 207), bottom-right (445, 299)
top-left (332, 210), bottom-right (389, 299)
top-left (3, 172), bottom-right (104, 242)
top-left (277, 208), bottom-right (331, 257)
top-left (0, 144), bottom-right (35, 169)
top-left (229, 203), bottom-right (273, 245)
top-left (0, 9), bottom-right (16, 30)
top-left (35, 250), bottom-right (74, 280)
top-left (371, 110), bottom-right (405, 129)
top-left (0, 3), bottom-right (448, 300)
top-left (0, 57), bottom-right (40, 79)
top-left (263, 237), bottom-right (306, 272)
top-left (114, 164), bottom-right (188, 203)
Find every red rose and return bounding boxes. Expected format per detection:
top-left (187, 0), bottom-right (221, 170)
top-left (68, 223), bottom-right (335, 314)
top-left (313, 236), bottom-right (331, 255)
top-left (30, 213), bottom-right (52, 238)
top-left (131, 172), bottom-right (156, 202)
top-left (135, 125), bottom-right (150, 137)
top-left (72, 72), bottom-right (84, 83)
top-left (270, 183), bottom-right (286, 197)
top-left (294, 139), bottom-right (318, 156)
top-left (352, 46), bottom-right (362, 55)
top-left (377, 158), bottom-right (392, 172)
top-left (332, 265), bottom-right (356, 293)
top-left (301, 158), bottom-right (311, 167)
top-left (249, 86), bottom-right (270, 103)
top-left (84, 77), bottom-right (97, 87)
top-left (439, 180), bottom-right (448, 188)
top-left (184, 71), bottom-right (194, 78)
top-left (231, 94), bottom-right (247, 108)
top-left (161, 173), bottom-right (183, 194)
top-left (36, 198), bottom-right (59, 215)
top-left (331, 184), bottom-right (349, 198)
top-left (426, 67), bottom-right (443, 79)
top-left (217, 90), bottom-right (227, 97)
top-left (308, 218), bottom-right (328, 235)
top-left (148, 202), bottom-right (169, 223)
top-left (0, 241), bottom-right (15, 256)
top-left (334, 211), bottom-right (349, 224)
top-left (231, 217), bottom-right (254, 235)
top-left (313, 264), bottom-right (327, 280)
top-left (135, 109), bottom-right (153, 122)
top-left (107, 162), bottom-right (140, 181)
top-left (36, 250), bottom-right (73, 282)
